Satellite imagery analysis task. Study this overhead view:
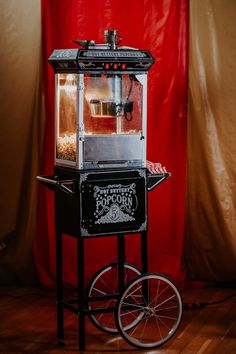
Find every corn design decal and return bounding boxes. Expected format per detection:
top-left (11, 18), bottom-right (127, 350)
top-left (93, 183), bottom-right (138, 224)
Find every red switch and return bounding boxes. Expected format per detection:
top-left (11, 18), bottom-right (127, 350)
top-left (113, 63), bottom-right (119, 69)
top-left (104, 63), bottom-right (110, 69)
top-left (121, 63), bottom-right (126, 69)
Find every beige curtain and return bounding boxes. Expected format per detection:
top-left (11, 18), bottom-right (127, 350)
top-left (185, 0), bottom-right (236, 282)
top-left (0, 0), bottom-right (43, 284)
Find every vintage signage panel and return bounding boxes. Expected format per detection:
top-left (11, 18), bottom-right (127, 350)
top-left (80, 170), bottom-right (147, 236)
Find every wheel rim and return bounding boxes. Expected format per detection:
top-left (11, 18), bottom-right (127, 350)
top-left (87, 263), bottom-right (140, 333)
top-left (116, 273), bottom-right (183, 348)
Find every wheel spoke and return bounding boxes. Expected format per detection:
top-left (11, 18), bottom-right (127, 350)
top-left (91, 287), bottom-right (107, 296)
top-left (157, 315), bottom-right (172, 331)
top-left (155, 314), bottom-right (178, 321)
top-left (154, 294), bottom-right (176, 310)
top-left (155, 312), bottom-right (164, 341)
top-left (97, 273), bottom-right (115, 295)
top-left (120, 301), bottom-right (146, 311)
top-left (156, 305), bottom-right (179, 312)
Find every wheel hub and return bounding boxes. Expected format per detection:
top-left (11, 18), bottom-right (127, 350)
top-left (143, 306), bottom-right (156, 316)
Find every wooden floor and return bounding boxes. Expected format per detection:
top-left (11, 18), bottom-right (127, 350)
top-left (1, 285), bottom-right (236, 353)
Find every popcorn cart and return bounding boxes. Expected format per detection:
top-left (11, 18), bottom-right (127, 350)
top-left (37, 30), bottom-right (182, 351)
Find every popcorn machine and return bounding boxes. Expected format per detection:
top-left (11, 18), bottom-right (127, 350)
top-left (37, 30), bottom-right (182, 351)
top-left (52, 30), bottom-right (151, 170)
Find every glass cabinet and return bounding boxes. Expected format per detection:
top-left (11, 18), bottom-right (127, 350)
top-left (55, 72), bottom-right (147, 169)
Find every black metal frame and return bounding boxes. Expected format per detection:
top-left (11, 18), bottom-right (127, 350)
top-left (55, 230), bottom-right (148, 352)
top-left (37, 169), bottom-right (170, 351)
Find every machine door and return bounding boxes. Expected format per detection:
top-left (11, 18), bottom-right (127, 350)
top-left (80, 171), bottom-right (147, 236)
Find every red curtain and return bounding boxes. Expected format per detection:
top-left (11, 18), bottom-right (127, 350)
top-left (35, 0), bottom-right (188, 288)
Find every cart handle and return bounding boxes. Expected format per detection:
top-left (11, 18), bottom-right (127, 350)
top-left (147, 172), bottom-right (171, 192)
top-left (36, 176), bottom-right (76, 196)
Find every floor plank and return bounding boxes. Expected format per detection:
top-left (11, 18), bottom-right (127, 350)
top-left (1, 286), bottom-right (236, 353)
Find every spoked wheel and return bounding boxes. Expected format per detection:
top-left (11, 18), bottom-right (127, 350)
top-left (86, 262), bottom-right (141, 333)
top-left (115, 273), bottom-right (183, 349)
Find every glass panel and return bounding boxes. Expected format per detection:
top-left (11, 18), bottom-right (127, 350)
top-left (84, 74), bottom-right (142, 135)
top-left (56, 73), bottom-right (77, 162)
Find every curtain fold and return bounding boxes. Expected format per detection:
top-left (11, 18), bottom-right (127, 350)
top-left (0, 0), bottom-right (43, 284)
top-left (35, 0), bottom-right (188, 288)
top-left (185, 0), bottom-right (236, 282)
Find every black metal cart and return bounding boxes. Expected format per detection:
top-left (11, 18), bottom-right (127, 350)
top-left (37, 29), bottom-right (183, 351)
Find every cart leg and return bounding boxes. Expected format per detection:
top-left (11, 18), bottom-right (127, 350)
top-left (77, 237), bottom-right (86, 352)
top-left (140, 231), bottom-right (149, 303)
top-left (56, 231), bottom-right (64, 345)
top-left (141, 231), bottom-right (148, 274)
top-left (117, 234), bottom-right (125, 293)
